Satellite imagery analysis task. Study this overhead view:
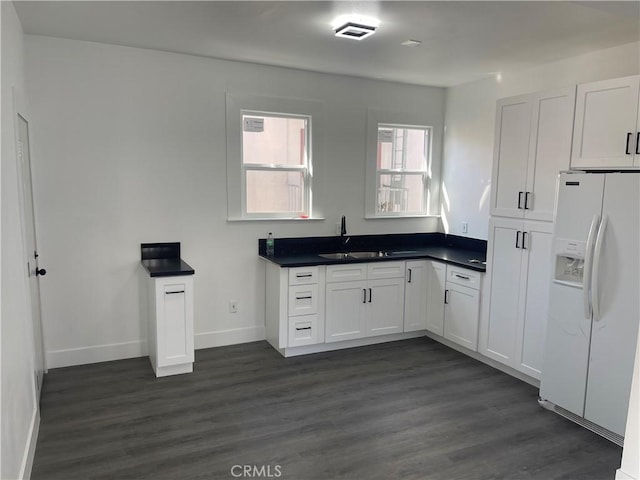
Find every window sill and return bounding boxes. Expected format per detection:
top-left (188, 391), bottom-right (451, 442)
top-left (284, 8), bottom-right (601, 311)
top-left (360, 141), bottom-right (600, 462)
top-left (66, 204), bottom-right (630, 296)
top-left (227, 217), bottom-right (326, 223)
top-left (365, 214), bottom-right (441, 220)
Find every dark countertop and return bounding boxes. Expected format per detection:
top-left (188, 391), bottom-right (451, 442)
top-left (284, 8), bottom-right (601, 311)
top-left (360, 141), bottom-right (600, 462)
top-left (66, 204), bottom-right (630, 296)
top-left (258, 233), bottom-right (487, 272)
top-left (141, 258), bottom-right (195, 277)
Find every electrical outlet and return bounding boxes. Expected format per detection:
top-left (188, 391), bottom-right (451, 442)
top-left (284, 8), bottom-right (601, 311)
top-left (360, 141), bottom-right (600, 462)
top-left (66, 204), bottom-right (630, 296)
top-left (229, 301), bottom-right (238, 314)
top-left (462, 222), bottom-right (468, 234)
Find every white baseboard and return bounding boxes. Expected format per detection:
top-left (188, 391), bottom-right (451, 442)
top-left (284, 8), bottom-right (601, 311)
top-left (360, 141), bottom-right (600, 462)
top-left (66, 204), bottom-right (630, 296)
top-left (616, 468), bottom-right (636, 480)
top-left (19, 408), bottom-right (40, 480)
top-left (46, 340), bottom-right (147, 369)
top-left (195, 325), bottom-right (266, 350)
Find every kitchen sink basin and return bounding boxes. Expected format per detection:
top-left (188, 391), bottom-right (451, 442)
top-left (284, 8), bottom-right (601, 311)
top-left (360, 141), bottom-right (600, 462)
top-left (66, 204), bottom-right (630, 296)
top-left (347, 251), bottom-right (388, 259)
top-left (318, 252), bottom-right (351, 260)
top-left (318, 251), bottom-right (387, 260)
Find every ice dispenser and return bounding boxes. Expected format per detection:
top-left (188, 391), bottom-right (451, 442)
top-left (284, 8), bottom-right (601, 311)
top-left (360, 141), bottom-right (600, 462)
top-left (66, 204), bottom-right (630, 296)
top-left (553, 238), bottom-right (586, 286)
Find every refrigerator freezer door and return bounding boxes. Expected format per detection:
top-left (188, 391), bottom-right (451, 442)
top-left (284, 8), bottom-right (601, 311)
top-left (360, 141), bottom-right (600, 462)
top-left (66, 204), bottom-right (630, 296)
top-left (584, 173), bottom-right (640, 436)
top-left (540, 172), bottom-right (605, 416)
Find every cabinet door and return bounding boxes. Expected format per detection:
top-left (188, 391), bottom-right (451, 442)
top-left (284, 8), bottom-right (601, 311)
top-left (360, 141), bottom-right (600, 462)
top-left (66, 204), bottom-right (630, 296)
top-left (490, 94), bottom-right (531, 218)
top-left (425, 261), bottom-right (446, 336)
top-left (444, 283), bottom-right (480, 351)
top-left (156, 278), bottom-right (194, 368)
top-left (367, 278), bottom-right (405, 337)
top-left (525, 87), bottom-right (575, 222)
top-left (325, 281), bottom-right (367, 342)
top-left (571, 75), bottom-right (640, 169)
top-left (404, 260), bottom-right (428, 332)
top-left (482, 218), bottom-right (523, 364)
top-left (515, 222), bottom-right (554, 379)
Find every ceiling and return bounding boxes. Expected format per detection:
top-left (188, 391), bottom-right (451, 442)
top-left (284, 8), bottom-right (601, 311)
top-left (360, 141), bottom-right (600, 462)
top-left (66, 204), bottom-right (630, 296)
top-left (13, 1), bottom-right (640, 87)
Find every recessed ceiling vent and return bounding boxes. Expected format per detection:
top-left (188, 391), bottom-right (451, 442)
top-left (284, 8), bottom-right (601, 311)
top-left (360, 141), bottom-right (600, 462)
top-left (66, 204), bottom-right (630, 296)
top-left (334, 21), bottom-right (376, 40)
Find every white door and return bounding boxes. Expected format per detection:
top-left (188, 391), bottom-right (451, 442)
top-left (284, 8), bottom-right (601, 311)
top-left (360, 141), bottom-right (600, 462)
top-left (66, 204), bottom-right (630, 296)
top-left (483, 218), bottom-right (523, 364)
top-left (490, 94), bottom-right (531, 218)
top-left (584, 173), bottom-right (640, 436)
top-left (444, 283), bottom-right (480, 351)
top-left (325, 281), bottom-right (367, 342)
top-left (16, 109), bottom-right (46, 398)
top-left (367, 278), bottom-right (405, 337)
top-left (515, 221), bottom-right (554, 379)
top-left (404, 260), bottom-right (428, 332)
top-left (571, 76), bottom-right (640, 169)
top-left (425, 261), bottom-right (446, 336)
top-left (525, 87), bottom-right (575, 222)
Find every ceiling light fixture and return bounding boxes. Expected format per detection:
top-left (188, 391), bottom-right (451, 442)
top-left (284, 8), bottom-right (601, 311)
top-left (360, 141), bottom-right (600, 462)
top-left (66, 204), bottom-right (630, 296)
top-left (332, 14), bottom-right (379, 41)
top-left (401, 39), bottom-right (422, 47)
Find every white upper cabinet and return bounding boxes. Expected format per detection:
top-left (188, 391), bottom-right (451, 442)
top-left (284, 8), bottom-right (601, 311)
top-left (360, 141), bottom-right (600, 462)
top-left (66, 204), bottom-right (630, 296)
top-left (491, 87), bottom-right (576, 221)
top-left (571, 75), bottom-right (640, 169)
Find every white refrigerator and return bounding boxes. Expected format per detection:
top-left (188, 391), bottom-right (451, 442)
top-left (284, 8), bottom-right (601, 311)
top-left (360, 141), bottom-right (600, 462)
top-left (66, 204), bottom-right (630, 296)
top-left (539, 171), bottom-right (640, 443)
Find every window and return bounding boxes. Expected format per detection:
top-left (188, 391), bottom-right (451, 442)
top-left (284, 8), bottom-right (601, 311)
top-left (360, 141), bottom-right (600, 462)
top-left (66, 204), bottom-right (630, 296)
top-left (226, 93), bottom-right (324, 221)
top-left (242, 112), bottom-right (310, 217)
top-left (375, 124), bottom-right (431, 215)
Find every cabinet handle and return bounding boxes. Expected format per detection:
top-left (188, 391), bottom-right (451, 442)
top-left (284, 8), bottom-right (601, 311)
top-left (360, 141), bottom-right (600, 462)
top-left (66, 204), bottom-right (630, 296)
top-left (165, 290), bottom-right (184, 295)
top-left (368, 288), bottom-right (372, 303)
top-left (363, 288), bottom-right (367, 303)
top-left (444, 289), bottom-right (449, 304)
top-left (296, 273), bottom-right (313, 278)
top-left (295, 326), bottom-right (312, 331)
top-left (626, 133), bottom-right (633, 155)
top-left (517, 191), bottom-right (524, 209)
top-left (455, 274), bottom-right (470, 280)
top-left (515, 230), bottom-right (522, 249)
top-left (296, 295), bottom-right (312, 300)
top-left (524, 191), bottom-right (531, 210)
top-left (522, 231), bottom-right (528, 250)
top-left (407, 268), bottom-right (412, 283)
top-left (636, 132), bottom-right (640, 155)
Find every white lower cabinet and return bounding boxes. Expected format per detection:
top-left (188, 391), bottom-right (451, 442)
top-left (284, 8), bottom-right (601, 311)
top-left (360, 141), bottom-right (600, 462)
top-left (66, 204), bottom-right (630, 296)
top-left (325, 261), bottom-right (405, 343)
top-left (404, 260), bottom-right (429, 332)
top-left (147, 275), bottom-right (194, 377)
top-left (481, 217), bottom-right (554, 379)
top-left (425, 262), bottom-right (482, 352)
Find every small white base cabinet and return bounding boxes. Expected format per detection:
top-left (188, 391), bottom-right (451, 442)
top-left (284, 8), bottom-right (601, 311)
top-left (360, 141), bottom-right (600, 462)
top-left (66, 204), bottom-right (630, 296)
top-left (146, 275), bottom-right (194, 377)
top-left (426, 262), bottom-right (482, 352)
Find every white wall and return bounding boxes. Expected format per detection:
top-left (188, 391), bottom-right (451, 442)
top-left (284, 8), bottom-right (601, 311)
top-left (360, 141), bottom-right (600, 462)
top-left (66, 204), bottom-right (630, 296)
top-left (24, 35), bottom-right (445, 368)
top-left (442, 41), bottom-right (640, 240)
top-left (1, 2), bottom-right (39, 478)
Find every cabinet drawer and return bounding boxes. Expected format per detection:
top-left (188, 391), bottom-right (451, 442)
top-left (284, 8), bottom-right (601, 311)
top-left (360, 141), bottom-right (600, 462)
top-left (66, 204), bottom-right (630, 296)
top-left (288, 284), bottom-right (318, 316)
top-left (289, 267), bottom-right (319, 285)
top-left (326, 264), bottom-right (367, 283)
top-left (367, 261), bottom-right (405, 280)
top-left (446, 266), bottom-right (481, 290)
top-left (288, 315), bottom-right (319, 347)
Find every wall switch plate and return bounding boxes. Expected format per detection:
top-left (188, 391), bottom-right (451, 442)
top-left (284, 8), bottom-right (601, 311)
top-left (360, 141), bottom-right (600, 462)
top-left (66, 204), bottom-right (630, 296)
top-left (462, 222), bottom-right (468, 234)
top-left (229, 301), bottom-right (238, 313)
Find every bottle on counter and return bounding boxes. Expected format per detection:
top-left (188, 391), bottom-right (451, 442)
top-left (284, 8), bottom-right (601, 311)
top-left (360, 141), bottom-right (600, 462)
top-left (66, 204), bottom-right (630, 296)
top-left (266, 232), bottom-right (275, 256)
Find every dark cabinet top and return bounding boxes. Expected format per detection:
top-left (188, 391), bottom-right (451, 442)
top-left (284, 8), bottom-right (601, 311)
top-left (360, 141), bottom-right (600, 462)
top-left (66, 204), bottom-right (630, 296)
top-left (141, 242), bottom-right (195, 277)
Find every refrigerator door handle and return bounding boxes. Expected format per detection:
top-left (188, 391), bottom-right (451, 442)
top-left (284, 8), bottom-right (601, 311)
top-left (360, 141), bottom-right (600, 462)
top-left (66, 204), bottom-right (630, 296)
top-left (591, 215), bottom-right (608, 322)
top-left (583, 213), bottom-right (600, 319)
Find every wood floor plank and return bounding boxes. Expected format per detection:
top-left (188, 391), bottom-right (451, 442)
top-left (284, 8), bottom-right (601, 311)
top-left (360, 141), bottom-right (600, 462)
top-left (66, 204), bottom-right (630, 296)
top-left (31, 338), bottom-right (622, 480)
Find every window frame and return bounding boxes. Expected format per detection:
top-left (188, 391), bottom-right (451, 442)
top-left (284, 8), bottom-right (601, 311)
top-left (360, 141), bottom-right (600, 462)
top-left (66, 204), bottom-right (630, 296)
top-left (366, 106), bottom-right (441, 219)
top-left (226, 93), bottom-right (324, 221)
top-left (240, 110), bottom-right (311, 219)
top-left (374, 123), bottom-right (432, 216)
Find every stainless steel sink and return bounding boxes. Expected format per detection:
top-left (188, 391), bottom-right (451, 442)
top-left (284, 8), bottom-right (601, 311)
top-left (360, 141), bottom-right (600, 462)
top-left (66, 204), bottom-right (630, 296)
top-left (348, 251), bottom-right (387, 259)
top-left (318, 251), bottom-right (387, 260)
top-left (318, 252), bottom-right (351, 260)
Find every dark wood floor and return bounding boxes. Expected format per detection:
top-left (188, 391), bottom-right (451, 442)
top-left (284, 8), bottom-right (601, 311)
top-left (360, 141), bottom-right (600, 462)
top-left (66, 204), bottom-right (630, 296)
top-left (32, 338), bottom-right (622, 480)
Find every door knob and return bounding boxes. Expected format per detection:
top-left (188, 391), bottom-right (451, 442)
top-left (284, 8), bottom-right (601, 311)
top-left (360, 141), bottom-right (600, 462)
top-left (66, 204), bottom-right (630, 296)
top-left (36, 268), bottom-right (47, 276)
